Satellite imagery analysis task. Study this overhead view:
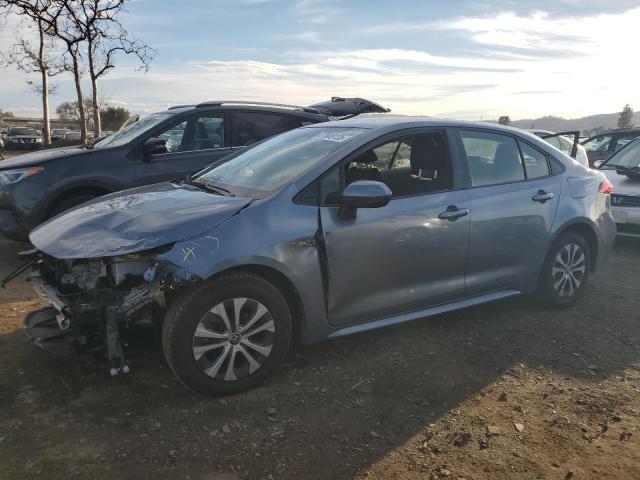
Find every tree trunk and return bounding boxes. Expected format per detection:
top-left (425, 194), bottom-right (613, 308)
top-left (91, 76), bottom-right (101, 138)
top-left (87, 38), bottom-right (101, 139)
top-left (38, 21), bottom-right (51, 146)
top-left (41, 67), bottom-right (51, 145)
top-left (71, 52), bottom-right (87, 143)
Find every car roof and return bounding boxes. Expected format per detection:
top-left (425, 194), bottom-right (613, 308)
top-left (592, 128), bottom-right (640, 136)
top-left (161, 103), bottom-right (327, 120)
top-left (305, 114), bottom-right (535, 136)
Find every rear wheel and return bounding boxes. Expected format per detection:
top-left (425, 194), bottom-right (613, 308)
top-left (162, 272), bottom-right (292, 396)
top-left (537, 231), bottom-right (591, 308)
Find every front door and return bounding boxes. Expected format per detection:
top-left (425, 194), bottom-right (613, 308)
top-left (134, 112), bottom-right (232, 185)
top-left (319, 130), bottom-right (470, 327)
top-left (457, 129), bottom-right (561, 295)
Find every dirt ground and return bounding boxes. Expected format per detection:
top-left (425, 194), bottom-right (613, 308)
top-left (0, 235), bottom-right (639, 480)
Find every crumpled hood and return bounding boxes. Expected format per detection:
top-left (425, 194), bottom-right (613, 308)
top-left (0, 145), bottom-right (89, 169)
top-left (30, 182), bottom-right (252, 259)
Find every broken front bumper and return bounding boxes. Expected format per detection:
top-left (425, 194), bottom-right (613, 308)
top-left (23, 307), bottom-right (75, 355)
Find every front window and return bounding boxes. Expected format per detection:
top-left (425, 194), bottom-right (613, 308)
top-left (8, 128), bottom-right (38, 136)
top-left (93, 112), bottom-right (174, 149)
top-left (193, 127), bottom-right (365, 196)
top-left (320, 132), bottom-right (453, 201)
top-left (603, 139), bottom-right (640, 169)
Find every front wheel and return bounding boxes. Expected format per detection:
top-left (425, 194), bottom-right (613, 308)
top-left (537, 231), bottom-right (591, 308)
top-left (162, 272), bottom-right (292, 396)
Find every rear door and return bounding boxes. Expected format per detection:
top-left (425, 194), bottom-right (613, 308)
top-left (134, 111), bottom-right (232, 185)
top-left (457, 129), bottom-right (561, 295)
top-left (319, 129), bottom-right (471, 327)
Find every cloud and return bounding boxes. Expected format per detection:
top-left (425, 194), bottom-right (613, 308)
top-left (292, 0), bottom-right (343, 24)
top-left (3, 5), bottom-right (640, 121)
top-left (273, 30), bottom-right (323, 43)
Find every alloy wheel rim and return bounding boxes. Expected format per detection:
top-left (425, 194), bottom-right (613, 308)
top-left (192, 298), bottom-right (275, 381)
top-left (552, 243), bottom-right (586, 298)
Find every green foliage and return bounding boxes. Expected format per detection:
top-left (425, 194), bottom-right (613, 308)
top-left (100, 106), bottom-right (130, 131)
top-left (618, 104), bottom-right (634, 129)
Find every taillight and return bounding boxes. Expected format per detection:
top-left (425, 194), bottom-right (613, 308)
top-left (599, 179), bottom-right (613, 194)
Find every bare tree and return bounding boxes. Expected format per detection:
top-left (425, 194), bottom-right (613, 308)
top-left (65, 0), bottom-right (154, 138)
top-left (0, 0), bottom-right (66, 144)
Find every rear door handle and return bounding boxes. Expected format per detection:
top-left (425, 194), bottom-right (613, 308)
top-left (438, 205), bottom-right (469, 220)
top-left (532, 190), bottom-right (554, 203)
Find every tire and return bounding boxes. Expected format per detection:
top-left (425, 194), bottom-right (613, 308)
top-left (537, 231), bottom-right (591, 308)
top-left (48, 194), bottom-right (98, 219)
top-left (162, 272), bottom-right (293, 396)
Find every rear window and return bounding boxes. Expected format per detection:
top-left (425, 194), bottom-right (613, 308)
top-left (232, 112), bottom-right (287, 147)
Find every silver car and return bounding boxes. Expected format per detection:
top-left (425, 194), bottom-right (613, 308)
top-left (599, 137), bottom-right (640, 236)
top-left (19, 117), bottom-right (616, 395)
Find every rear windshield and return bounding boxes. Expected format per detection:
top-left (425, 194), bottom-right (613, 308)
top-left (193, 127), bottom-right (365, 196)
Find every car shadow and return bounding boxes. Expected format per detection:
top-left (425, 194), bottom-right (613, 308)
top-left (0, 237), bottom-right (639, 479)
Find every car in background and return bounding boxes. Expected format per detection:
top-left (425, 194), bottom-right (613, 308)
top-left (51, 128), bottom-right (71, 142)
top-left (529, 129), bottom-right (589, 168)
top-left (598, 137), bottom-right (640, 237)
top-left (62, 130), bottom-right (83, 142)
top-left (4, 127), bottom-right (43, 150)
top-left (17, 117), bottom-right (616, 394)
top-left (0, 129), bottom-right (6, 149)
top-left (0, 98), bottom-right (387, 241)
top-left (582, 128), bottom-right (640, 167)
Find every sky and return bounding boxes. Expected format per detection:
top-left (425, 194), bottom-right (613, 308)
top-left (0, 0), bottom-right (639, 120)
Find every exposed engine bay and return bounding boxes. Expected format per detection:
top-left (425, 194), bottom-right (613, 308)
top-left (17, 247), bottom-right (194, 375)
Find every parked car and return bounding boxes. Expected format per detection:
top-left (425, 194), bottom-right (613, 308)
top-left (0, 129), bottom-right (5, 149)
top-left (0, 98), bottom-right (387, 241)
top-left (529, 129), bottom-right (589, 168)
top-left (51, 128), bottom-right (71, 142)
top-left (15, 117), bottom-right (616, 395)
top-left (582, 128), bottom-right (640, 167)
top-left (4, 127), bottom-right (43, 150)
top-left (598, 137), bottom-right (640, 237)
top-left (62, 130), bottom-right (83, 142)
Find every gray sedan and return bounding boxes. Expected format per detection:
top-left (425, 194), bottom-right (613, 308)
top-left (21, 117), bottom-right (616, 395)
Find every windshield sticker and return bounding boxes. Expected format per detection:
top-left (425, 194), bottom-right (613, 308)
top-left (315, 132), bottom-right (354, 143)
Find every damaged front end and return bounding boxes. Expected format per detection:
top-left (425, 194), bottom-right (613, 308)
top-left (21, 246), bottom-right (197, 375)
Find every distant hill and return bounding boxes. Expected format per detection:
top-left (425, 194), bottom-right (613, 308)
top-left (510, 112), bottom-right (640, 135)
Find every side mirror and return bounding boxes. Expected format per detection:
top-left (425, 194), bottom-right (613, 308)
top-left (338, 180), bottom-right (392, 220)
top-left (143, 137), bottom-right (167, 160)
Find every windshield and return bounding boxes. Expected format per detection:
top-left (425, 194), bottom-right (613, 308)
top-left (193, 127), bottom-right (365, 196)
top-left (603, 138), bottom-right (640, 169)
top-left (9, 128), bottom-right (38, 136)
top-left (93, 112), bottom-right (173, 148)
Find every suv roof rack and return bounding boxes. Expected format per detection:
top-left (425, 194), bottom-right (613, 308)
top-left (168, 104), bottom-right (195, 110)
top-left (195, 100), bottom-right (321, 114)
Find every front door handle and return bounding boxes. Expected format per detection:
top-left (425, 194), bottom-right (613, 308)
top-left (438, 205), bottom-right (469, 220)
top-left (532, 190), bottom-right (554, 203)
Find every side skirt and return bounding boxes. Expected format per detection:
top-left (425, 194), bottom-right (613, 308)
top-left (327, 289), bottom-right (521, 339)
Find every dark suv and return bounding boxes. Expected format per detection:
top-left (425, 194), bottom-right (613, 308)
top-left (581, 128), bottom-right (640, 166)
top-left (0, 98), bottom-right (387, 241)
